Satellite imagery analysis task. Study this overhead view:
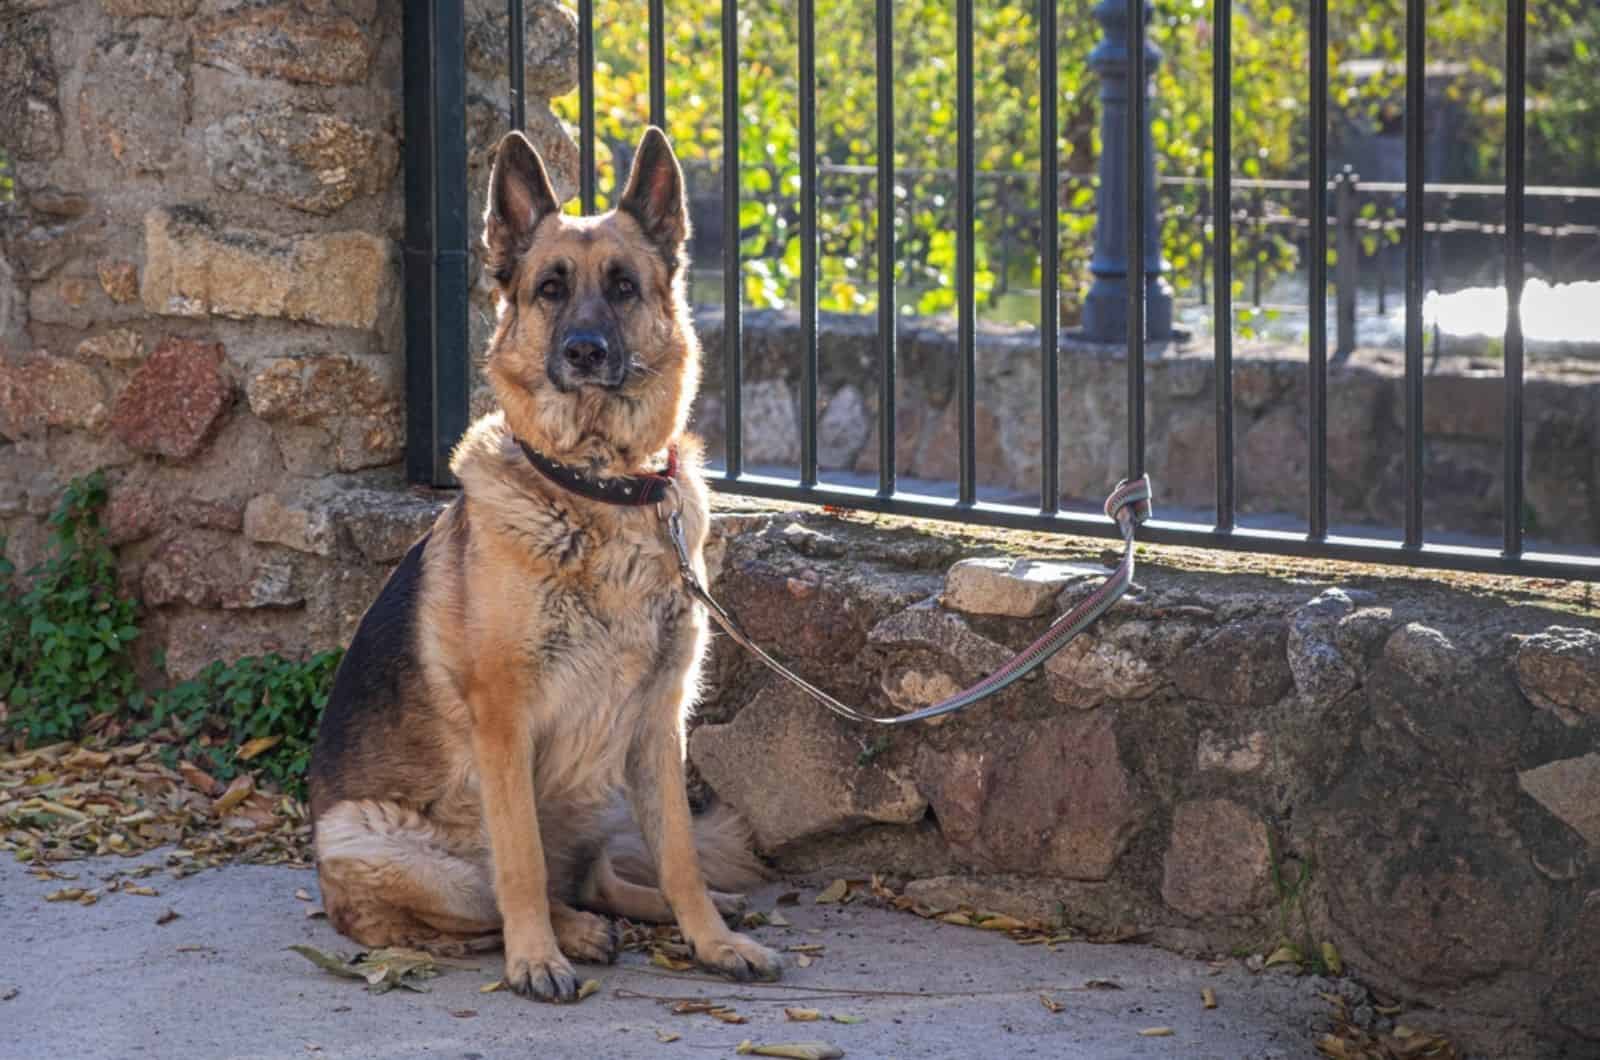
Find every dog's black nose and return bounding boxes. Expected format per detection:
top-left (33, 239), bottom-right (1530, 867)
top-left (563, 331), bottom-right (609, 373)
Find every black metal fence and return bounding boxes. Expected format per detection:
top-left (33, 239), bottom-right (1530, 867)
top-left (401, 0), bottom-right (1600, 581)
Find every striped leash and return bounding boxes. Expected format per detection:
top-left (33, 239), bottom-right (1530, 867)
top-left (661, 475), bottom-right (1153, 726)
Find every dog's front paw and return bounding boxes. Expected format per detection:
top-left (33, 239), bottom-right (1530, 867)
top-left (692, 931), bottom-right (782, 982)
top-left (504, 949), bottom-right (581, 1003)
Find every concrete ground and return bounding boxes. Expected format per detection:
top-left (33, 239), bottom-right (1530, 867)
top-left (2, 854), bottom-right (1334, 1060)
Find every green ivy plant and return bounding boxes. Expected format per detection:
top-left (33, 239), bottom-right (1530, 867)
top-left (1, 474), bottom-right (342, 798)
top-left (0, 472), bottom-right (142, 744)
top-left (143, 650), bottom-right (342, 798)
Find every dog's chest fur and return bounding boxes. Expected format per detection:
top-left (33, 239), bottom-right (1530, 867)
top-left (446, 413), bottom-right (709, 802)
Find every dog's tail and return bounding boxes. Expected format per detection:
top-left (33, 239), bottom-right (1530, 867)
top-left (604, 800), bottom-right (770, 894)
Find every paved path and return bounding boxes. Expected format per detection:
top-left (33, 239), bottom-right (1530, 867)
top-left (2, 854), bottom-right (1332, 1059)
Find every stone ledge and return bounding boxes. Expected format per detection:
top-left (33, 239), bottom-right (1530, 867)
top-left (681, 498), bottom-right (1600, 1057)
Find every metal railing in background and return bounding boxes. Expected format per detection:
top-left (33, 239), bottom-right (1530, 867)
top-left (401, 0), bottom-right (1600, 581)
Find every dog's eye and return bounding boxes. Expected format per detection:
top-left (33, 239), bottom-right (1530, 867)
top-left (538, 278), bottom-right (566, 301)
top-left (614, 276), bottom-right (636, 298)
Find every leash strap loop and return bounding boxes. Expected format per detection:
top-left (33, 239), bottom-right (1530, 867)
top-left (666, 475), bottom-right (1153, 726)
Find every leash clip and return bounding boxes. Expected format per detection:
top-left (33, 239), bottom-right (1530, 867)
top-left (656, 484), bottom-right (696, 581)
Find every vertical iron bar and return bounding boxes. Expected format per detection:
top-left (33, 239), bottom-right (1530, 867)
top-left (957, 0), bottom-right (977, 505)
top-left (578, 0), bottom-right (596, 212)
top-left (799, 0), bottom-right (818, 486)
top-left (1308, 0), bottom-right (1328, 539)
top-left (402, 0), bottom-right (469, 487)
top-left (1125, 0), bottom-right (1145, 480)
top-left (876, 0), bottom-right (897, 495)
top-left (648, 0), bottom-right (666, 128)
top-left (508, 0), bottom-right (525, 130)
top-left (1040, 0), bottom-right (1060, 513)
top-left (722, 0), bottom-right (742, 477)
top-left (1212, 0), bottom-right (1233, 530)
top-left (1403, 0), bottom-right (1424, 547)
top-left (1503, 0), bottom-right (1526, 555)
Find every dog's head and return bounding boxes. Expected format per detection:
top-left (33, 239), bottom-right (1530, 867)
top-left (481, 127), bottom-right (698, 473)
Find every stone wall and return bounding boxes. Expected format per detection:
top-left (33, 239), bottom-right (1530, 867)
top-left (690, 309), bottom-right (1600, 547)
top-left (688, 503), bottom-right (1600, 1057)
top-left (0, 0), bottom-right (577, 679)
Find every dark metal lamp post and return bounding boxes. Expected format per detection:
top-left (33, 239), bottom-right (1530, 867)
top-left (1081, 0), bottom-right (1173, 343)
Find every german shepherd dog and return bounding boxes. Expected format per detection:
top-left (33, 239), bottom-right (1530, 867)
top-left (307, 128), bottom-right (782, 1001)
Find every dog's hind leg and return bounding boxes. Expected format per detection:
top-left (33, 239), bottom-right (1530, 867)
top-left (315, 799), bottom-right (502, 955)
top-left (580, 851), bottom-right (745, 924)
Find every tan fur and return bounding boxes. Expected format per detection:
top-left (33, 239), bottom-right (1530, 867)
top-left (307, 129), bottom-right (779, 1002)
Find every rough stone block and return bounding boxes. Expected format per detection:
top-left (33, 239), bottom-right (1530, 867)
top-left (1045, 619), bottom-right (1195, 708)
top-left (1173, 620), bottom-right (1292, 706)
top-left (96, 261), bottom-right (140, 304)
top-left (689, 684), bottom-right (927, 851)
top-left (867, 605), bottom-right (1013, 679)
top-left (102, 0), bottom-right (199, 14)
top-left (78, 28), bottom-right (190, 173)
top-left (1519, 753), bottom-right (1600, 846)
top-left (1286, 588), bottom-right (1360, 702)
top-left (943, 557), bottom-right (1103, 619)
top-left (142, 207), bottom-right (393, 330)
top-left (246, 354), bottom-right (402, 472)
top-left (914, 713), bottom-right (1143, 881)
top-left (0, 352), bottom-right (107, 438)
top-left (1516, 626), bottom-right (1600, 726)
top-left (1161, 798), bottom-right (1272, 918)
top-left (205, 104), bottom-right (397, 215)
top-left (192, 5), bottom-right (372, 85)
top-left (243, 493), bottom-right (337, 557)
top-left (0, 16), bottom-right (62, 161)
top-left (109, 338), bottom-right (231, 459)
top-left (76, 329), bottom-right (144, 363)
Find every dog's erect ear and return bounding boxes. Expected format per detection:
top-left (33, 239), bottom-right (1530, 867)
top-left (484, 131), bottom-right (560, 286)
top-left (616, 126), bottom-right (689, 266)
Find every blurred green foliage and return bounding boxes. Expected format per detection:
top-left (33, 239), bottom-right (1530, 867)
top-left (553, 0), bottom-right (1596, 320)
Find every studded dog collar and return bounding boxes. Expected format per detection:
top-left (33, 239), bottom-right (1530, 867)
top-left (516, 438), bottom-right (679, 506)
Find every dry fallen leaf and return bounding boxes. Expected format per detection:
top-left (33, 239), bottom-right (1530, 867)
top-left (785, 943), bottom-right (825, 955)
top-left (236, 736), bottom-right (282, 762)
top-left (45, 887), bottom-right (84, 902)
top-left (976, 913), bottom-right (1027, 932)
top-left (670, 1001), bottom-right (718, 1015)
top-left (1202, 987), bottom-right (1218, 1009)
top-left (0, 987), bottom-right (17, 1002)
top-left (734, 1043), bottom-right (844, 1059)
top-left (305, 906), bottom-right (327, 919)
top-left (828, 1015), bottom-right (863, 1025)
top-left (288, 945), bottom-right (444, 994)
top-left (796, 954), bottom-right (814, 969)
top-left (651, 951), bottom-right (694, 972)
top-left (576, 979), bottom-right (601, 1001)
top-left (776, 892), bottom-right (800, 906)
top-left (156, 908), bottom-right (180, 926)
top-left (121, 884), bottom-right (158, 897)
top-left (814, 879), bottom-right (849, 905)
top-left (1084, 979), bottom-right (1123, 991)
top-left (479, 980), bottom-right (505, 993)
top-left (450, 1009), bottom-right (477, 1018)
top-left (294, 888), bottom-right (313, 902)
top-left (1264, 944), bottom-right (1302, 970)
top-left (655, 1030), bottom-right (680, 1044)
top-left (1322, 941), bottom-right (1344, 976)
top-left (710, 1008), bottom-right (748, 1024)
top-left (213, 775), bottom-right (254, 817)
top-left (768, 911), bottom-right (792, 928)
top-left (1139, 1027), bottom-right (1175, 1037)
top-left (1039, 993), bottom-right (1064, 1014)
top-left (785, 1008), bottom-right (822, 1022)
